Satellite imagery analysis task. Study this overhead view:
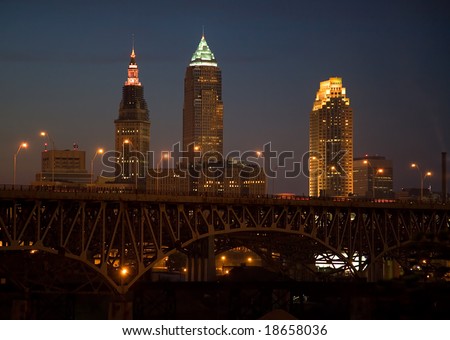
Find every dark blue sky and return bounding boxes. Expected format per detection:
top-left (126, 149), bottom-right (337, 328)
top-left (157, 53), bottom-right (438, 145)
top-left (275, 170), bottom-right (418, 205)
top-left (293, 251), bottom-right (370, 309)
top-left (1, 0), bottom-right (449, 194)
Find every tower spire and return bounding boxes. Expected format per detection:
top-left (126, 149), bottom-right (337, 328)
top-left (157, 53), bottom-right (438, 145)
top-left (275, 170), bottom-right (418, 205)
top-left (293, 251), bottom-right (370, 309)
top-left (190, 33), bottom-right (217, 67)
top-left (125, 37), bottom-right (140, 86)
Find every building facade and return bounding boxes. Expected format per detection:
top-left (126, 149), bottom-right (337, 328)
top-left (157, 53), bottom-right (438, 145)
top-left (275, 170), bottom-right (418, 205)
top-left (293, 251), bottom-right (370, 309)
top-left (309, 77), bottom-right (353, 197)
top-left (34, 148), bottom-right (91, 184)
top-left (114, 45), bottom-right (150, 186)
top-left (183, 34), bottom-right (223, 163)
top-left (146, 161), bottom-right (266, 197)
top-left (353, 156), bottom-right (394, 199)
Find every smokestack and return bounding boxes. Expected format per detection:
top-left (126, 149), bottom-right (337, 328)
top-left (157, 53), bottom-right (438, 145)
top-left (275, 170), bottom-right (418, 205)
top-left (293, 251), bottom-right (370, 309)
top-left (442, 152), bottom-right (447, 203)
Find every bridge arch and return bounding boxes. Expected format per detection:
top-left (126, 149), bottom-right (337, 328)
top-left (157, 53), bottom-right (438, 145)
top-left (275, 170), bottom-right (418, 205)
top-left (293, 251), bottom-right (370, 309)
top-left (127, 227), bottom-right (362, 289)
top-left (0, 191), bottom-right (448, 293)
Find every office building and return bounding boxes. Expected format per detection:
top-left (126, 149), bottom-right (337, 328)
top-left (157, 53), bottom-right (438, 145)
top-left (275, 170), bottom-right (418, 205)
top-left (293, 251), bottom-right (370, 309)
top-left (114, 44), bottom-right (151, 186)
top-left (354, 155), bottom-right (394, 198)
top-left (146, 35), bottom-right (266, 197)
top-left (183, 34), bottom-right (223, 163)
top-left (34, 147), bottom-right (91, 184)
top-left (309, 77), bottom-right (353, 197)
top-left (146, 160), bottom-right (266, 197)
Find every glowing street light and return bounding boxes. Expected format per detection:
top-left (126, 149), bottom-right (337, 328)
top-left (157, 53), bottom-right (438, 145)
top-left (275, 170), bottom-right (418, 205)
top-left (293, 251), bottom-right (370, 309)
top-left (255, 151), bottom-right (269, 195)
top-left (122, 139), bottom-right (138, 190)
top-left (90, 148), bottom-right (104, 184)
top-left (411, 163), bottom-right (432, 201)
top-left (220, 255), bottom-right (227, 273)
top-left (156, 151), bottom-right (170, 194)
top-left (119, 267), bottom-right (128, 289)
top-left (373, 168), bottom-right (384, 199)
top-left (363, 159), bottom-right (384, 198)
top-left (193, 145), bottom-right (201, 165)
top-left (40, 131), bottom-right (55, 182)
top-left (13, 142), bottom-right (28, 187)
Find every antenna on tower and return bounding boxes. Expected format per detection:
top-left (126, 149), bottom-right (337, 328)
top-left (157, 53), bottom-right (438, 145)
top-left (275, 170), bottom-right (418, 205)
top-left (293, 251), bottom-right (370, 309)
top-left (132, 33), bottom-right (135, 51)
top-left (202, 25), bottom-right (205, 38)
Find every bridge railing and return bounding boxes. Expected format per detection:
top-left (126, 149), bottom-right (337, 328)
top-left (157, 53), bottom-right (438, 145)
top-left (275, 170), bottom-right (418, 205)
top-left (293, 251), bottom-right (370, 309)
top-left (1, 184), bottom-right (449, 207)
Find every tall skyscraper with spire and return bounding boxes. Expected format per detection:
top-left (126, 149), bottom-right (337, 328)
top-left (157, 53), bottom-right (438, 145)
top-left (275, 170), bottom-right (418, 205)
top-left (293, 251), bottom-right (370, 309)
top-left (147, 33), bottom-right (265, 196)
top-left (183, 34), bottom-right (223, 163)
top-left (114, 44), bottom-right (150, 185)
top-left (309, 77), bottom-right (353, 197)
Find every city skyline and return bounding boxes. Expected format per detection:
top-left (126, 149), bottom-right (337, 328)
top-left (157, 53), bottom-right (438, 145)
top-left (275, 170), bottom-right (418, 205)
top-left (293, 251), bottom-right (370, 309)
top-left (1, 0), bottom-right (449, 195)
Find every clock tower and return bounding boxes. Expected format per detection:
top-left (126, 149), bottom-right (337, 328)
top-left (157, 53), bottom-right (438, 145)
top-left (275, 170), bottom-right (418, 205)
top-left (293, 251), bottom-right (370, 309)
top-left (114, 43), bottom-right (151, 186)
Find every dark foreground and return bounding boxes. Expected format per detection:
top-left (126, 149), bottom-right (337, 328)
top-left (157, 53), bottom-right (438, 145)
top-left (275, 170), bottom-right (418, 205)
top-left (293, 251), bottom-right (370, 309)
top-left (1, 279), bottom-right (449, 320)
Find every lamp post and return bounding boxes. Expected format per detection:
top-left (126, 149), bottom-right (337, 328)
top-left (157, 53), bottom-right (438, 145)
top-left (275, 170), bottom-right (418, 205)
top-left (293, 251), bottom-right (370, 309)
top-left (40, 131), bottom-right (55, 182)
top-left (120, 267), bottom-right (128, 293)
top-left (363, 159), bottom-right (383, 199)
top-left (309, 155), bottom-right (319, 197)
top-left (256, 150), bottom-right (268, 196)
top-left (13, 142), bottom-right (28, 187)
top-left (123, 139), bottom-right (138, 190)
top-left (221, 255), bottom-right (226, 274)
top-left (411, 163), bottom-right (432, 201)
top-left (156, 152), bottom-right (169, 194)
top-left (90, 148), bottom-right (104, 184)
top-left (374, 168), bottom-right (384, 199)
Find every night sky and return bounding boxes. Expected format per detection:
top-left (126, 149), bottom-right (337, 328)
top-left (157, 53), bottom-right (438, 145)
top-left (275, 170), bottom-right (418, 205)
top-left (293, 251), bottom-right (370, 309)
top-left (1, 0), bottom-right (449, 195)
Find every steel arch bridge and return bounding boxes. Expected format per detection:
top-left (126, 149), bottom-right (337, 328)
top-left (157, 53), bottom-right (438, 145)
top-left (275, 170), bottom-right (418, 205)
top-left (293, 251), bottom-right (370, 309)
top-left (0, 188), bottom-right (449, 294)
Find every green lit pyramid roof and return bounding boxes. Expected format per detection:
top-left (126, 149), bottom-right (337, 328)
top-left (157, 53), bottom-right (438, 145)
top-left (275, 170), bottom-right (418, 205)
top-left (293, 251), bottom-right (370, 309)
top-left (190, 35), bottom-right (218, 67)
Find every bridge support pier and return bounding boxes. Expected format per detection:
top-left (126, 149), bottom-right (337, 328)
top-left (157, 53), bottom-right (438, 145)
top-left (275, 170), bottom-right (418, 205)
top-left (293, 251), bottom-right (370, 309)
top-left (288, 256), bottom-right (317, 281)
top-left (366, 257), bottom-right (402, 282)
top-left (187, 236), bottom-right (216, 282)
top-left (11, 299), bottom-right (31, 319)
top-left (382, 258), bottom-right (402, 280)
top-left (108, 300), bottom-right (133, 320)
top-left (366, 258), bottom-right (384, 282)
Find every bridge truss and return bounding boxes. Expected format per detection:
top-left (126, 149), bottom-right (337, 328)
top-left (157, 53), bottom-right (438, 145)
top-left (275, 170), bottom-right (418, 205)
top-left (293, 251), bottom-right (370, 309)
top-left (0, 190), bottom-right (449, 293)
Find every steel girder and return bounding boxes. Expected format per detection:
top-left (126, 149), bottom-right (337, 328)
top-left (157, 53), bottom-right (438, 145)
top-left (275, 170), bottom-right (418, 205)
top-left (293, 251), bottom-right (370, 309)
top-left (0, 191), bottom-right (449, 293)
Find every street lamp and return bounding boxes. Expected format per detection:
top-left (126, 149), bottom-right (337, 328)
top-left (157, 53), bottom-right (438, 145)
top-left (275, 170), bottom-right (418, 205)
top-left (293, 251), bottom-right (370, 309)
top-left (193, 145), bottom-right (201, 166)
top-left (156, 151), bottom-right (170, 194)
top-left (123, 139), bottom-right (139, 190)
top-left (255, 150), bottom-right (268, 196)
top-left (40, 131), bottom-right (55, 182)
top-left (120, 267), bottom-right (128, 291)
top-left (411, 163), bottom-right (432, 201)
top-left (90, 148), bottom-right (104, 184)
top-left (220, 255), bottom-right (226, 273)
top-left (374, 168), bottom-right (384, 199)
top-left (13, 142), bottom-right (28, 187)
top-left (363, 159), bottom-right (383, 198)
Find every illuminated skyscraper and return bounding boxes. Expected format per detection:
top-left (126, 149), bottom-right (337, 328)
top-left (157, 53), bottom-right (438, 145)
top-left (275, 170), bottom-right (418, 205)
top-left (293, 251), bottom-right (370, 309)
top-left (183, 34), bottom-right (223, 162)
top-left (114, 44), bottom-right (150, 185)
top-left (309, 77), bottom-right (353, 197)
